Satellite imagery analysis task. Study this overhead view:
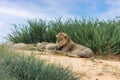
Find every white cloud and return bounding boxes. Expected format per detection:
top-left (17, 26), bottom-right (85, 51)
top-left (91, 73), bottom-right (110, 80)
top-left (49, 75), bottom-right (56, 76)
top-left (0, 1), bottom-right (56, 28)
top-left (0, 22), bottom-right (5, 27)
top-left (0, 7), bottom-right (32, 18)
top-left (106, 0), bottom-right (120, 6)
top-left (98, 0), bottom-right (120, 20)
top-left (0, 2), bottom-right (73, 21)
top-left (0, 22), bottom-right (12, 32)
top-left (0, 22), bottom-right (8, 29)
top-left (0, 22), bottom-right (11, 44)
top-left (0, 6), bottom-right (53, 19)
top-left (99, 8), bottom-right (120, 20)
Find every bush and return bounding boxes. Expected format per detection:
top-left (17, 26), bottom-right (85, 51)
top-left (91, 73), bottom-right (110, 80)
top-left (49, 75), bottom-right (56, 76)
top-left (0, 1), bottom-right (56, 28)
top-left (7, 18), bottom-right (120, 55)
top-left (0, 46), bottom-right (78, 80)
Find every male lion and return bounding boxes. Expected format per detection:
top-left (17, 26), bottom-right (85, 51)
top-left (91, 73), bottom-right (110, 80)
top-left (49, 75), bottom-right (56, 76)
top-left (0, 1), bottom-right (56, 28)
top-left (56, 32), bottom-right (94, 58)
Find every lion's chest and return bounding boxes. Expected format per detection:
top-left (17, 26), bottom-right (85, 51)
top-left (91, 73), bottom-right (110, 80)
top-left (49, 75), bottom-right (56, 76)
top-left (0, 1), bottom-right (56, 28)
top-left (60, 43), bottom-right (75, 52)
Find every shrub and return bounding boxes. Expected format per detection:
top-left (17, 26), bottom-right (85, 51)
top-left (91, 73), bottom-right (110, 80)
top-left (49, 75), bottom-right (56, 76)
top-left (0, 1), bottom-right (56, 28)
top-left (7, 18), bottom-right (120, 55)
top-left (0, 46), bottom-right (78, 80)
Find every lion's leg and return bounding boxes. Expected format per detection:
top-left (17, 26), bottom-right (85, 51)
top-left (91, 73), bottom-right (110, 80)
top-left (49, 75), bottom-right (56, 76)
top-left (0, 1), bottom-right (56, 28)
top-left (48, 50), bottom-right (63, 54)
top-left (68, 48), bottom-right (94, 58)
top-left (65, 53), bottom-right (79, 58)
top-left (77, 49), bottom-right (94, 58)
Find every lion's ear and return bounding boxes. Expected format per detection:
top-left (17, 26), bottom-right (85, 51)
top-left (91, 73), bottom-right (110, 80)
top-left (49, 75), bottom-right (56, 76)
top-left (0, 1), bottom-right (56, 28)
top-left (56, 35), bottom-right (58, 38)
top-left (64, 35), bottom-right (68, 39)
top-left (64, 35), bottom-right (70, 41)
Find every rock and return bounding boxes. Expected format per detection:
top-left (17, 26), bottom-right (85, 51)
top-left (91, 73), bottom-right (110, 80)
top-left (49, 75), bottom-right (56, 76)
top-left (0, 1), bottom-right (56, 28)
top-left (2, 42), bottom-right (14, 48)
top-left (13, 43), bottom-right (27, 49)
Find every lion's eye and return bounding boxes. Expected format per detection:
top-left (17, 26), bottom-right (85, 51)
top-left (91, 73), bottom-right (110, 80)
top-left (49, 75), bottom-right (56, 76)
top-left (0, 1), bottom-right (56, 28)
top-left (60, 38), bottom-right (63, 40)
top-left (57, 38), bottom-right (62, 42)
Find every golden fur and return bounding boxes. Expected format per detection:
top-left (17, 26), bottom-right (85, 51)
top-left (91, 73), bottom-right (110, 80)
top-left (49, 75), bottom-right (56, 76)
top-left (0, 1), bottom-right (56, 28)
top-left (36, 42), bottom-right (58, 51)
top-left (56, 32), bottom-right (94, 58)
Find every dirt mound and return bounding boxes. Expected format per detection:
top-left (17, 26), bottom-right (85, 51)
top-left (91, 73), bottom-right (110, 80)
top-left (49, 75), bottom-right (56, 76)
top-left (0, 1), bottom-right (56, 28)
top-left (16, 50), bottom-right (120, 80)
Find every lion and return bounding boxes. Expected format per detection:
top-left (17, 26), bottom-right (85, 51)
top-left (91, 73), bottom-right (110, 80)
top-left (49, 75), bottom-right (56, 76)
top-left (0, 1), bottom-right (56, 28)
top-left (36, 42), bottom-right (58, 51)
top-left (56, 32), bottom-right (94, 58)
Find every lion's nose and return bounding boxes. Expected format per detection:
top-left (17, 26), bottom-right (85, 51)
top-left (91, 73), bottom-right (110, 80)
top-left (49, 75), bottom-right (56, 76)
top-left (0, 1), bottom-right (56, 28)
top-left (56, 40), bottom-right (59, 43)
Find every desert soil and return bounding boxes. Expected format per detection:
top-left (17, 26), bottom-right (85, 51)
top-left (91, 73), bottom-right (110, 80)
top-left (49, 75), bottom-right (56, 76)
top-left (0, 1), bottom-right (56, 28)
top-left (15, 49), bottom-right (120, 80)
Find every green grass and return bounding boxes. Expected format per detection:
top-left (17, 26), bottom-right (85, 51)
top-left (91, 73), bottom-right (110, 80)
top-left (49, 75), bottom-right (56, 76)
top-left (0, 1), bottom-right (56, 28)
top-left (0, 46), bottom-right (78, 80)
top-left (7, 18), bottom-right (120, 55)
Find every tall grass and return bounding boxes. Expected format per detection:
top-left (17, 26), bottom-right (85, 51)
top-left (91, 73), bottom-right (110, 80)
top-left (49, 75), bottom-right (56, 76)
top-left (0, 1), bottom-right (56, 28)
top-left (7, 18), bottom-right (120, 55)
top-left (0, 46), bottom-right (78, 80)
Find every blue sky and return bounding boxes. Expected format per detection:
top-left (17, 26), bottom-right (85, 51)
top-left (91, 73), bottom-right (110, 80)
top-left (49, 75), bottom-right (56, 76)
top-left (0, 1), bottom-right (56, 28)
top-left (0, 0), bottom-right (120, 43)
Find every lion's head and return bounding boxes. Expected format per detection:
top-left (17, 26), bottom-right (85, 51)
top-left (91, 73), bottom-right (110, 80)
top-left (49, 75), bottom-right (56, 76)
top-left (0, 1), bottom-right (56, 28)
top-left (56, 32), bottom-right (70, 47)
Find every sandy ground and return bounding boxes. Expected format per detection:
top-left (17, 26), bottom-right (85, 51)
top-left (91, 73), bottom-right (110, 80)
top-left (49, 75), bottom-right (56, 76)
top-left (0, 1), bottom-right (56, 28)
top-left (15, 50), bottom-right (120, 80)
